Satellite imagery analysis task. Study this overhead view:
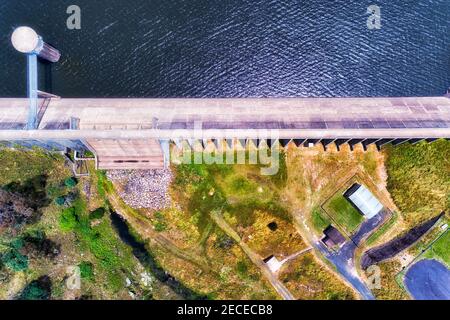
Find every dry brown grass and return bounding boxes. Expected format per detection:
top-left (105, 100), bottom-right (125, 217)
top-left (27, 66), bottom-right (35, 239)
top-left (279, 252), bottom-right (355, 300)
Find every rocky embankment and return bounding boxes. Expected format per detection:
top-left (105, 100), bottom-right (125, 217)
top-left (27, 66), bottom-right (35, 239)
top-left (107, 169), bottom-right (172, 210)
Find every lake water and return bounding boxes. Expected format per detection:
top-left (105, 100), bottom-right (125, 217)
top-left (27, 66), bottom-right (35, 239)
top-left (0, 0), bottom-right (449, 98)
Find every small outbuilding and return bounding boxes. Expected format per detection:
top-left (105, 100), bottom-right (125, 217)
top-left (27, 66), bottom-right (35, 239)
top-left (263, 255), bottom-right (283, 273)
top-left (322, 225), bottom-right (346, 248)
top-left (344, 183), bottom-right (383, 219)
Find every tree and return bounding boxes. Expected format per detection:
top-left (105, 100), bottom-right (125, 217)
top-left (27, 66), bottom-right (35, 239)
top-left (89, 207), bottom-right (105, 220)
top-left (55, 196), bottom-right (65, 206)
top-left (18, 276), bottom-right (52, 300)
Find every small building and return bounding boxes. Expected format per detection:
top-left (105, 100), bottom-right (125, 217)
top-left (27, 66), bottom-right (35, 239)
top-left (344, 183), bottom-right (383, 219)
top-left (263, 255), bottom-right (283, 273)
top-left (322, 225), bottom-right (346, 248)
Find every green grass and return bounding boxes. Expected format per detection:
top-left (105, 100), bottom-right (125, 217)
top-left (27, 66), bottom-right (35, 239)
top-left (311, 207), bottom-right (331, 233)
top-left (325, 194), bottom-right (364, 235)
top-left (423, 230), bottom-right (450, 266)
top-left (0, 148), bottom-right (62, 186)
top-left (58, 196), bottom-right (136, 291)
top-left (79, 261), bottom-right (94, 280)
top-left (385, 139), bottom-right (450, 226)
top-left (366, 211), bottom-right (399, 246)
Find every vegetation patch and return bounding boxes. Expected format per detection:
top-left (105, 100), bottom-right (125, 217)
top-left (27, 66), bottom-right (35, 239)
top-left (384, 139), bottom-right (450, 226)
top-left (79, 261), bottom-right (94, 280)
top-left (323, 192), bottom-right (363, 235)
top-left (279, 253), bottom-right (355, 300)
top-left (311, 207), bottom-right (331, 233)
top-left (89, 207), bottom-right (106, 220)
top-left (372, 260), bottom-right (409, 300)
top-left (18, 275), bottom-right (52, 300)
top-left (423, 229), bottom-right (450, 266)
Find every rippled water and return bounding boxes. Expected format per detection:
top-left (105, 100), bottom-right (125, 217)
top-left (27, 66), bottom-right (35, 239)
top-left (0, 0), bottom-right (449, 97)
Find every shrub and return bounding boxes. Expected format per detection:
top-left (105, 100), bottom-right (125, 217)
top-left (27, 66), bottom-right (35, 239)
top-left (236, 261), bottom-right (248, 276)
top-left (154, 221), bottom-right (167, 232)
top-left (153, 211), bottom-right (167, 232)
top-left (64, 177), bottom-right (77, 188)
top-left (1, 249), bottom-right (28, 272)
top-left (55, 196), bottom-right (65, 206)
top-left (89, 207), bottom-right (106, 220)
top-left (78, 261), bottom-right (94, 280)
top-left (59, 207), bottom-right (78, 231)
top-left (18, 276), bottom-right (51, 300)
top-left (215, 233), bottom-right (235, 249)
top-left (10, 238), bottom-right (25, 250)
top-left (22, 231), bottom-right (61, 259)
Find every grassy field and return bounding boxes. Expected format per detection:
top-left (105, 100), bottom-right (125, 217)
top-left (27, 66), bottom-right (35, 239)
top-left (384, 139), bottom-right (450, 227)
top-left (311, 207), bottom-right (331, 233)
top-left (1, 144), bottom-right (398, 300)
top-left (423, 229), bottom-right (449, 266)
top-left (324, 193), bottom-right (364, 235)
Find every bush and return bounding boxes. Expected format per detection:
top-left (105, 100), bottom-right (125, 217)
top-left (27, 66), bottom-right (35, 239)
top-left (64, 177), bottom-right (77, 188)
top-left (55, 196), bottom-right (65, 206)
top-left (79, 261), bottom-right (94, 280)
top-left (89, 207), bottom-right (106, 220)
top-left (236, 261), bottom-right (248, 276)
top-left (215, 233), bottom-right (235, 249)
top-left (1, 249), bottom-right (28, 272)
top-left (153, 211), bottom-right (167, 232)
top-left (59, 207), bottom-right (78, 231)
top-left (18, 276), bottom-right (52, 300)
top-left (154, 221), bottom-right (167, 232)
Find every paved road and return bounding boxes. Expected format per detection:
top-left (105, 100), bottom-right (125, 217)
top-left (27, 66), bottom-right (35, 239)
top-left (316, 241), bottom-right (375, 300)
top-left (314, 212), bottom-right (389, 300)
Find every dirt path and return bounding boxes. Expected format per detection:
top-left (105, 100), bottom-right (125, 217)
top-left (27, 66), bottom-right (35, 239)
top-left (279, 247), bottom-right (313, 265)
top-left (210, 211), bottom-right (295, 300)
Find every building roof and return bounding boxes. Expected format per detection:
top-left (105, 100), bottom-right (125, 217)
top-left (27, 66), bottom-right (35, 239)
top-left (322, 225), bottom-right (346, 247)
top-left (345, 183), bottom-right (383, 219)
top-left (263, 255), bottom-right (283, 273)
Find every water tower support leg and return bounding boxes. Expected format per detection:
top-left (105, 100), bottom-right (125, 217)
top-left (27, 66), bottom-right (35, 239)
top-left (27, 54), bottom-right (38, 129)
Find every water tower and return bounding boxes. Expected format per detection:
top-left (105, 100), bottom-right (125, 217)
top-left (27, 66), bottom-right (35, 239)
top-left (11, 26), bottom-right (60, 129)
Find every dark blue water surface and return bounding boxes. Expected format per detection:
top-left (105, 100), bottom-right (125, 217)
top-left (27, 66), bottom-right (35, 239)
top-left (404, 259), bottom-right (450, 300)
top-left (0, 0), bottom-right (449, 98)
